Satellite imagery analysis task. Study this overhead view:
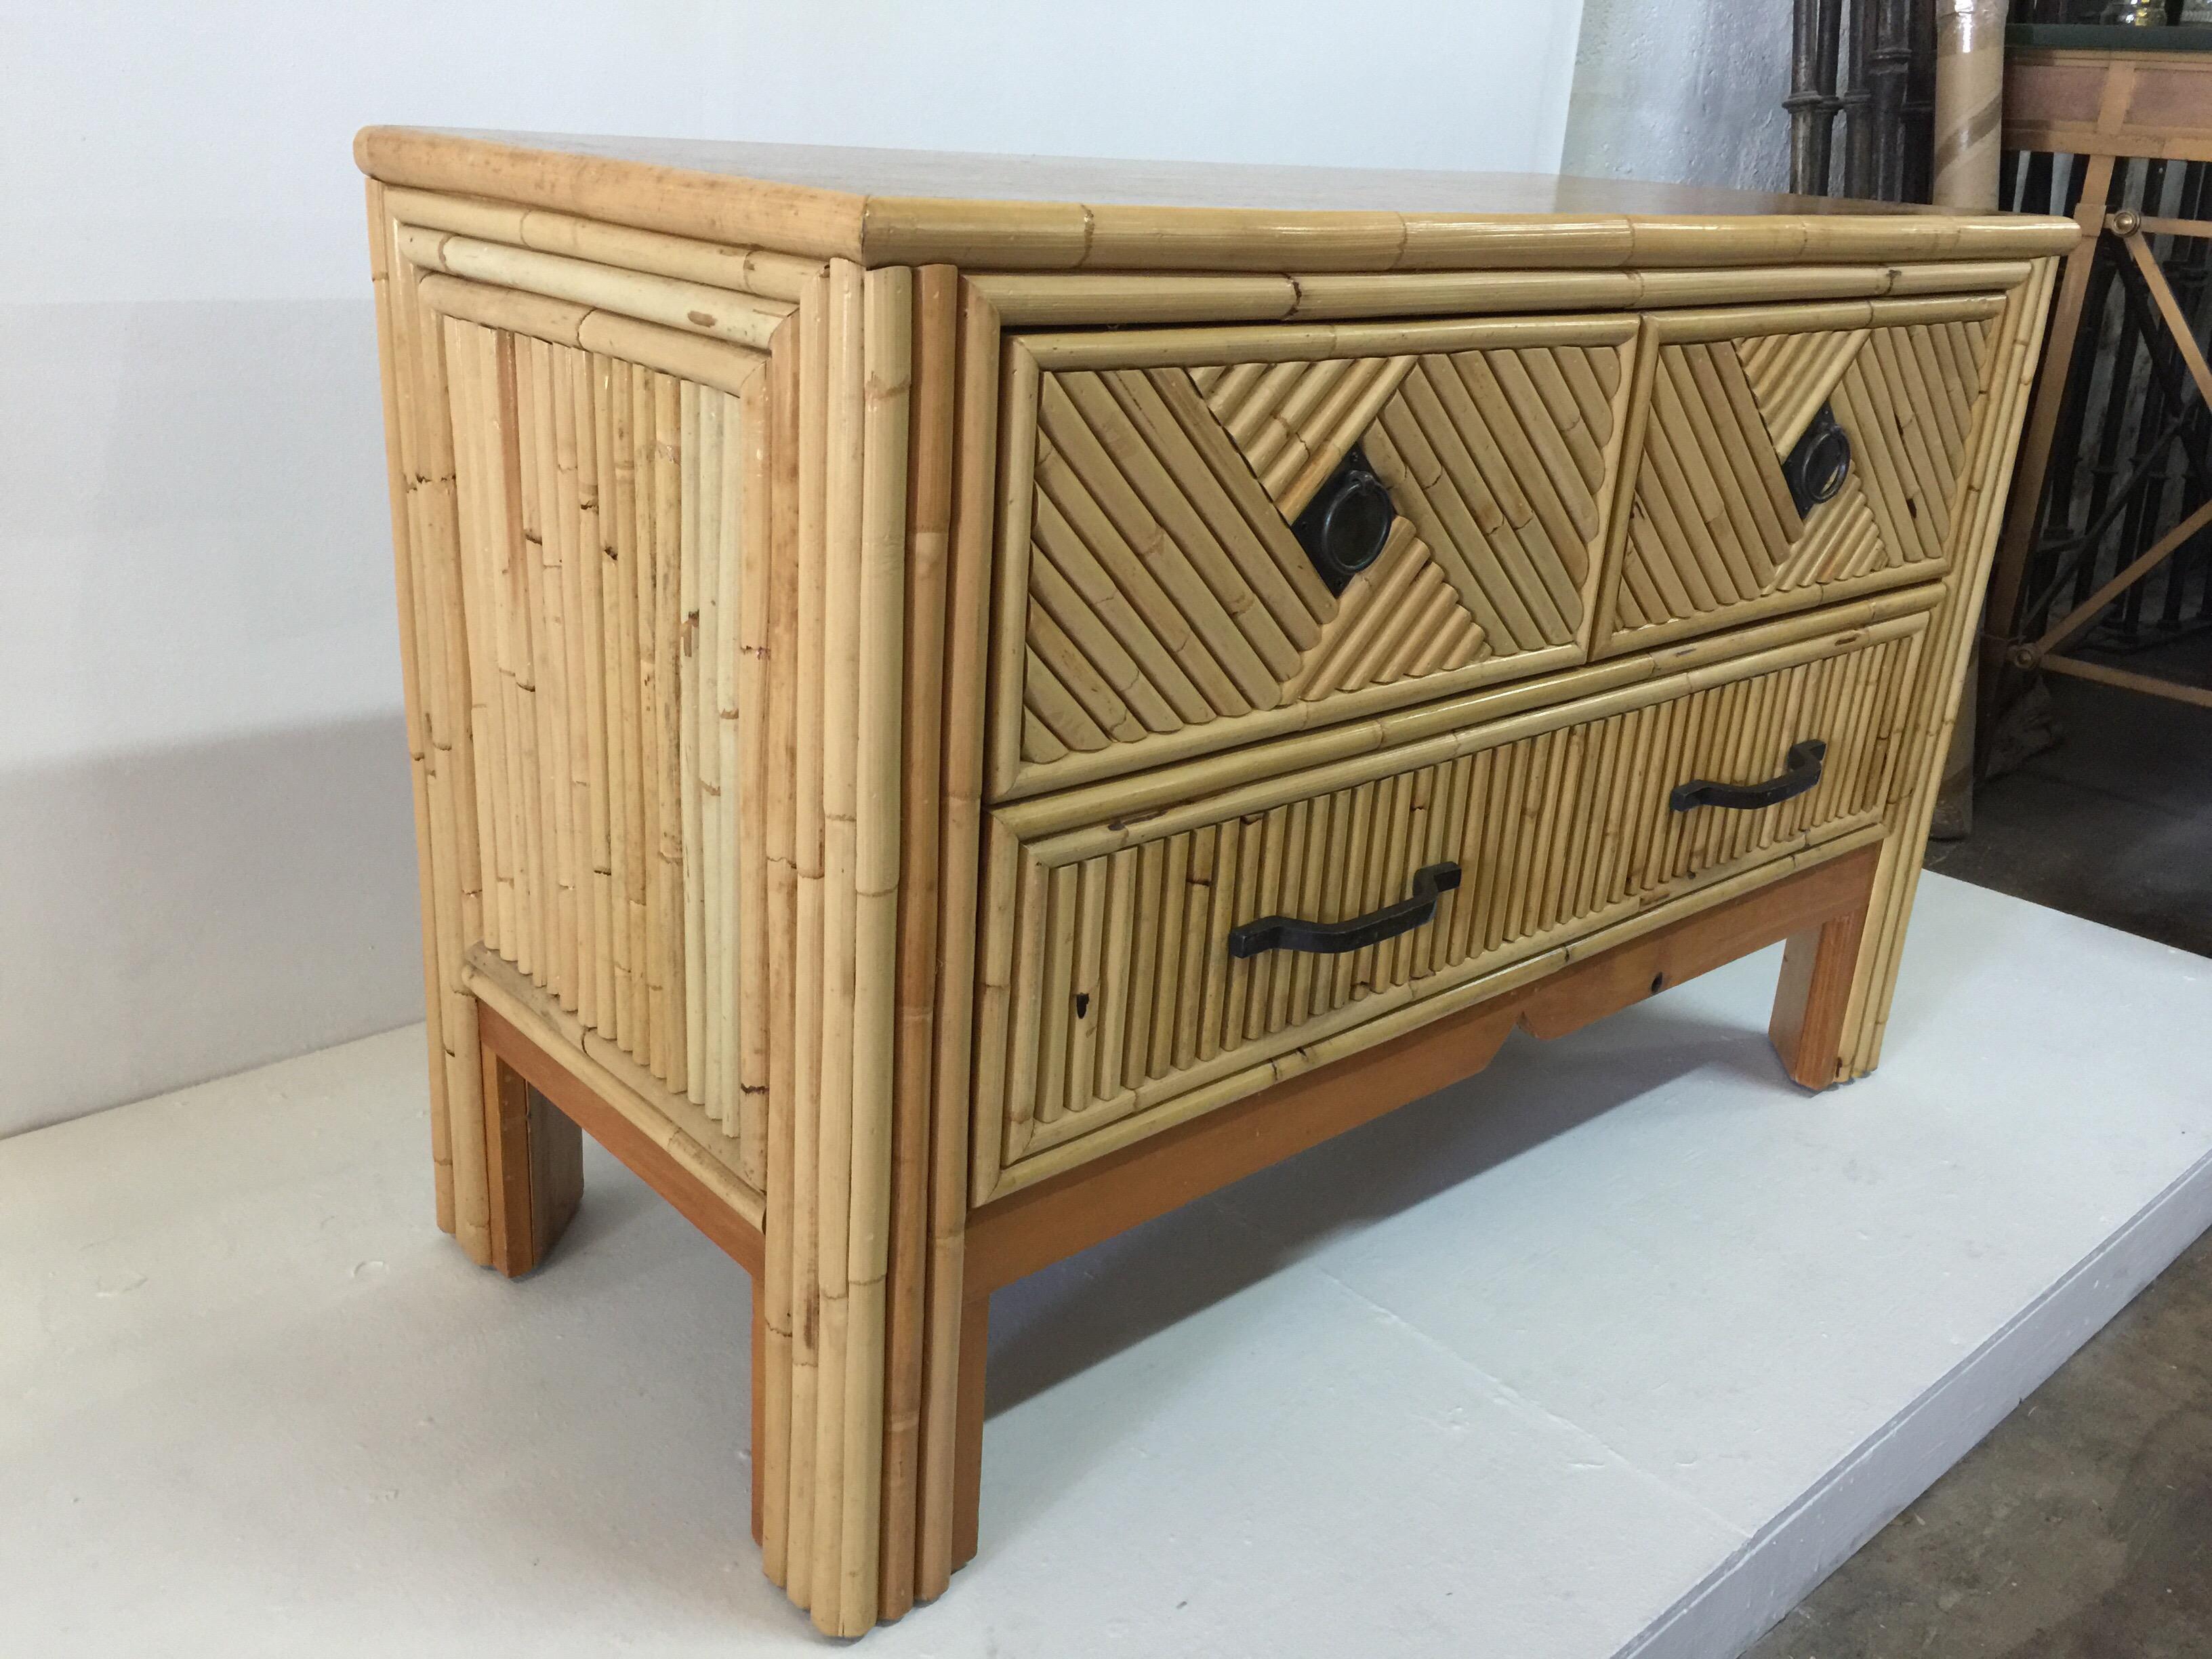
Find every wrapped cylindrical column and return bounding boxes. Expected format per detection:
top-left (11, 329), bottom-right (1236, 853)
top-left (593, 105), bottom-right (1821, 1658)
top-left (1933, 0), bottom-right (2007, 211)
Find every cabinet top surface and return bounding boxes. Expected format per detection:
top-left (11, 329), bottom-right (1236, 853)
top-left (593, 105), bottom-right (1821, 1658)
top-left (357, 127), bottom-right (2081, 271)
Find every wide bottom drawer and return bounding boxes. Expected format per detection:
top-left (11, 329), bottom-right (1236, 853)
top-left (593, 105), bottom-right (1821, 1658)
top-left (971, 609), bottom-right (1930, 1200)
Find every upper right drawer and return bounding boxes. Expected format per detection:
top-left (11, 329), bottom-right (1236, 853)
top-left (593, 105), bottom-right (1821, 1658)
top-left (1595, 291), bottom-right (2009, 657)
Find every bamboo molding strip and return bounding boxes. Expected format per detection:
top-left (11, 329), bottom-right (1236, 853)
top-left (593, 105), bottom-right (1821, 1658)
top-left (417, 272), bottom-right (766, 397)
top-left (1019, 312), bottom-right (1639, 371)
top-left (970, 259), bottom-right (2033, 325)
top-left (398, 224), bottom-right (792, 349)
top-left (1004, 586), bottom-right (1942, 839)
top-left (1016, 612), bottom-right (1930, 865)
top-left (384, 184), bottom-right (821, 300)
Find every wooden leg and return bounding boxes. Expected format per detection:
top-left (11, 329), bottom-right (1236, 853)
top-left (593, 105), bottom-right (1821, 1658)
top-left (479, 1044), bottom-right (585, 1277)
top-left (950, 1290), bottom-right (989, 1573)
top-left (1769, 894), bottom-right (1872, 1090)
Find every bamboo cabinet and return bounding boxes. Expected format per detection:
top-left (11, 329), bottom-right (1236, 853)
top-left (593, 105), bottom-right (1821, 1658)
top-left (358, 128), bottom-right (2074, 1637)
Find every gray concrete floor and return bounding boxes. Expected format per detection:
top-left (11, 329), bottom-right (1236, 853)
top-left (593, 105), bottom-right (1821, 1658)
top-left (1748, 658), bottom-right (2212, 1659)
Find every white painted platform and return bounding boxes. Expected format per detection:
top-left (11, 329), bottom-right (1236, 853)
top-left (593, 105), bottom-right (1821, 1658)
top-left (5, 873), bottom-right (2209, 1658)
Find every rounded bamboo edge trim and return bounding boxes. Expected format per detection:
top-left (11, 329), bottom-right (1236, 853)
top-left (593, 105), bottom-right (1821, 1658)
top-left (1022, 614), bottom-right (1926, 865)
top-left (416, 272), bottom-right (767, 400)
top-left (1000, 583), bottom-right (1944, 838)
top-left (383, 184), bottom-right (824, 302)
top-left (973, 260), bottom-right (2036, 327)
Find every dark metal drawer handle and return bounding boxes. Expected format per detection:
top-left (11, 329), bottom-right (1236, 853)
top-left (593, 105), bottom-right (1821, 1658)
top-left (1670, 739), bottom-right (1827, 813)
top-left (1228, 861), bottom-right (1460, 960)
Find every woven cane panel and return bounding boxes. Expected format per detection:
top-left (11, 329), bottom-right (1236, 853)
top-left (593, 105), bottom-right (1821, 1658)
top-left (987, 626), bottom-right (1920, 1176)
top-left (1610, 319), bottom-right (1994, 643)
top-left (441, 316), bottom-right (766, 1166)
top-left (1019, 342), bottom-right (1626, 769)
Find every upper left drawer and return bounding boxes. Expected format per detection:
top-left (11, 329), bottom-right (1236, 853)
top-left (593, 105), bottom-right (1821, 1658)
top-left (986, 314), bottom-right (1641, 802)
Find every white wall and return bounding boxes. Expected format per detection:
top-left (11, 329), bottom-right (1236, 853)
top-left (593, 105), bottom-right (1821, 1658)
top-left (1561, 0), bottom-right (1793, 194)
top-left (1, 0), bottom-right (1585, 1139)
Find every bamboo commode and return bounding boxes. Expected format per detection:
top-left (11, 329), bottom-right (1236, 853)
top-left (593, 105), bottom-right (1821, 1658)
top-left (359, 128), bottom-right (2074, 1637)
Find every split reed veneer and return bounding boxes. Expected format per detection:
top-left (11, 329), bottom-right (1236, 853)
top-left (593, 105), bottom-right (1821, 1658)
top-left (358, 128), bottom-right (2074, 1637)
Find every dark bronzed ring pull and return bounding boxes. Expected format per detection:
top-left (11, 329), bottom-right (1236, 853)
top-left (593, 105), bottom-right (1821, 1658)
top-left (1784, 405), bottom-right (1852, 516)
top-left (1291, 444), bottom-right (1395, 593)
top-left (1670, 739), bottom-right (1827, 813)
top-left (1228, 862), bottom-right (1461, 959)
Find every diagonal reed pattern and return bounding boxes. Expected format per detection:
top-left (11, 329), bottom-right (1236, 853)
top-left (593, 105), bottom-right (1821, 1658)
top-left (1612, 321), bottom-right (1993, 638)
top-left (1021, 342), bottom-right (1624, 766)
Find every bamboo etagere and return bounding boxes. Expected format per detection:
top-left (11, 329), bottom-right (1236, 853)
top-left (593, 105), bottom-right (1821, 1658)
top-left (359, 127), bottom-right (2072, 1637)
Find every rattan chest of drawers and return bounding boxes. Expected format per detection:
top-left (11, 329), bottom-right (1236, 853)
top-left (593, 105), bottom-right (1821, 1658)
top-left (357, 128), bottom-right (2073, 1636)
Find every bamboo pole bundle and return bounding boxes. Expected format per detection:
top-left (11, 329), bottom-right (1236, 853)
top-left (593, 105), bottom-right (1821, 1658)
top-left (759, 319), bottom-right (801, 1585)
top-left (880, 265), bottom-right (956, 1620)
top-left (811, 262), bottom-right (909, 1637)
top-left (369, 183), bottom-right (462, 1237)
top-left (806, 258), bottom-right (865, 1626)
top-left (382, 197), bottom-right (491, 1259)
top-left (783, 266), bottom-right (831, 1610)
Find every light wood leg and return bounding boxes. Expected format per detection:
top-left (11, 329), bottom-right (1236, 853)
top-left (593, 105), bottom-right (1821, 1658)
top-left (479, 1045), bottom-right (585, 1277)
top-left (1769, 892), bottom-right (1872, 1090)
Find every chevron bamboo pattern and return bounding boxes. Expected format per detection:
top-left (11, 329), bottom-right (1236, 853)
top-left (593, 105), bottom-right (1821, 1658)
top-left (1022, 367), bottom-right (1338, 759)
top-left (1284, 518), bottom-right (1488, 699)
top-left (1361, 346), bottom-right (1616, 656)
top-left (1610, 321), bottom-right (1994, 640)
top-left (441, 316), bottom-right (770, 1179)
top-left (1023, 343), bottom-right (1624, 766)
top-left (983, 624), bottom-right (1921, 1176)
top-left (1191, 354), bottom-right (1417, 516)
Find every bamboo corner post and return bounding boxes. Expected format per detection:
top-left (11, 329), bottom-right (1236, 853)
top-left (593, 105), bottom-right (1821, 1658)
top-left (359, 129), bottom-right (2067, 1636)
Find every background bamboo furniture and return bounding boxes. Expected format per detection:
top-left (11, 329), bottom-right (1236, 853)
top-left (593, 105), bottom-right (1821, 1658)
top-left (358, 129), bottom-right (2072, 1637)
top-left (1982, 36), bottom-right (2212, 735)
